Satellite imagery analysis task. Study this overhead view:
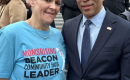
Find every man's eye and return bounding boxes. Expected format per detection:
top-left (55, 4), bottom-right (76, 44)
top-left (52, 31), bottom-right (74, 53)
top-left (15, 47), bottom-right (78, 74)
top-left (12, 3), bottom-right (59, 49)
top-left (45, 0), bottom-right (51, 2)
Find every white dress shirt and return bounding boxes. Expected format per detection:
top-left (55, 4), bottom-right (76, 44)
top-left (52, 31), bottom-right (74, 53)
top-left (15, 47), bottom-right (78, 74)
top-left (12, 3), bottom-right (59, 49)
top-left (77, 6), bottom-right (106, 62)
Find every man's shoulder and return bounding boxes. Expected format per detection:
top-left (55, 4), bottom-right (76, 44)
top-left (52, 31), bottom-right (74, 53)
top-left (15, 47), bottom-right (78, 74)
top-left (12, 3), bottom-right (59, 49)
top-left (105, 9), bottom-right (130, 29)
top-left (117, 17), bottom-right (130, 30)
top-left (114, 13), bottom-right (130, 28)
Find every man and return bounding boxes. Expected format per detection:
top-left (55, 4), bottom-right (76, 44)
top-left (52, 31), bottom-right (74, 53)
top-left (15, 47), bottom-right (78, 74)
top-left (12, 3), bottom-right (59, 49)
top-left (61, 0), bottom-right (81, 21)
top-left (62, 0), bottom-right (130, 80)
top-left (103, 0), bottom-right (130, 15)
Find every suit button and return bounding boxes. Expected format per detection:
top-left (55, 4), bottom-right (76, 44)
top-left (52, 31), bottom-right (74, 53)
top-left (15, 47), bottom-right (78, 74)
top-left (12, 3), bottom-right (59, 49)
top-left (82, 79), bottom-right (84, 80)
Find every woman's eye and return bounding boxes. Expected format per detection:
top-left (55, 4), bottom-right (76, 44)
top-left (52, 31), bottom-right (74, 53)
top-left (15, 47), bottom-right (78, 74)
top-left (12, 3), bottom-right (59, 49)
top-left (45, 0), bottom-right (51, 2)
top-left (55, 2), bottom-right (61, 6)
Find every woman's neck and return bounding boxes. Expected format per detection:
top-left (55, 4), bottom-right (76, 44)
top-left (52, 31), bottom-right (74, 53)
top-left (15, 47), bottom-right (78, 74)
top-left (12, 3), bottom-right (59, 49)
top-left (27, 15), bottom-right (49, 31)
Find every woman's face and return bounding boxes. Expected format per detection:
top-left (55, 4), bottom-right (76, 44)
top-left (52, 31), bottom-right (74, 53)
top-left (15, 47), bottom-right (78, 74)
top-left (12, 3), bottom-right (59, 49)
top-left (31, 0), bottom-right (61, 25)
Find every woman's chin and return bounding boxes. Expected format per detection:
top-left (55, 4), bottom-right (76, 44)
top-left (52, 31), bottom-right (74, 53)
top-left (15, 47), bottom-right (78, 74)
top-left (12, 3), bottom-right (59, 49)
top-left (47, 21), bottom-right (54, 25)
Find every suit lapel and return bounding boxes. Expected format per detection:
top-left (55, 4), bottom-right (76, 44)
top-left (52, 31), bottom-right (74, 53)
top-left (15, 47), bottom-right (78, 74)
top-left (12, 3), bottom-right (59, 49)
top-left (71, 14), bottom-right (83, 76)
top-left (83, 9), bottom-right (117, 75)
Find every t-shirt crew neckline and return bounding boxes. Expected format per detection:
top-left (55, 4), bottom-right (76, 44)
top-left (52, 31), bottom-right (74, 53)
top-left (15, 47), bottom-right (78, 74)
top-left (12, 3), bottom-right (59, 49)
top-left (21, 21), bottom-right (51, 35)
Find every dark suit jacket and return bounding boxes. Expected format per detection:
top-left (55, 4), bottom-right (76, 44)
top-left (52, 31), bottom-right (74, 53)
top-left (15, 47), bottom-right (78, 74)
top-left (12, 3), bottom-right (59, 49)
top-left (62, 0), bottom-right (79, 10)
top-left (62, 9), bottom-right (130, 80)
top-left (103, 0), bottom-right (130, 15)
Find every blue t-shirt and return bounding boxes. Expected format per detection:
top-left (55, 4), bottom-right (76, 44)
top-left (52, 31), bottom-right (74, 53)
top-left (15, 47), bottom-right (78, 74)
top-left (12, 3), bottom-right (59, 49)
top-left (0, 21), bottom-right (66, 80)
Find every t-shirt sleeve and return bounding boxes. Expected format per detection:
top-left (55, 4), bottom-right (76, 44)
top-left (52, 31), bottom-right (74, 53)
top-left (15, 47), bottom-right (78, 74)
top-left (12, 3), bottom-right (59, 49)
top-left (0, 29), bottom-right (15, 78)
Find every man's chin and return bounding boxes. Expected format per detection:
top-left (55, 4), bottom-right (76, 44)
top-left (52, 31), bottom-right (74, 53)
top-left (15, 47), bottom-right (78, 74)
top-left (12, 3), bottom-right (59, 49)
top-left (84, 13), bottom-right (95, 19)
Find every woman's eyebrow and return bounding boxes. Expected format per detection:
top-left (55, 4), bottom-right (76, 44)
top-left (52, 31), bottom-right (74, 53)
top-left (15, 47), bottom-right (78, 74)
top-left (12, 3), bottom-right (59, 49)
top-left (56, 0), bottom-right (61, 1)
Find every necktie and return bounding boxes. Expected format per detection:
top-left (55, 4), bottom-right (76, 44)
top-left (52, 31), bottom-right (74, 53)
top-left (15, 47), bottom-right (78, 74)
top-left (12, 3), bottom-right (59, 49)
top-left (81, 20), bottom-right (92, 72)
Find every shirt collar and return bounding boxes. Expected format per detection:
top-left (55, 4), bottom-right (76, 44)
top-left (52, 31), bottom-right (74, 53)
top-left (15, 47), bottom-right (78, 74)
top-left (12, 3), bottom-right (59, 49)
top-left (82, 6), bottom-right (106, 28)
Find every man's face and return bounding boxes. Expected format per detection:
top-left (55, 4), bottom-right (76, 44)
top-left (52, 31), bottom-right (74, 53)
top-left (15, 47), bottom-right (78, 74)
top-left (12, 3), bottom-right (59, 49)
top-left (77, 0), bottom-right (104, 19)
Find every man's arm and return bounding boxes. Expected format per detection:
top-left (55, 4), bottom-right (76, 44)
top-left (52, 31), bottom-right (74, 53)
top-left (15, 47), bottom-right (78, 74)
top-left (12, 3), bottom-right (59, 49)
top-left (121, 30), bottom-right (130, 80)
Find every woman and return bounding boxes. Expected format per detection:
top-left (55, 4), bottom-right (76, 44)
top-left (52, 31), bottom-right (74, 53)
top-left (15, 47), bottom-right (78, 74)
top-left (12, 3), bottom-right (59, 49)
top-left (0, 0), bottom-right (66, 80)
top-left (0, 0), bottom-right (27, 29)
top-left (24, 1), bottom-right (56, 27)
